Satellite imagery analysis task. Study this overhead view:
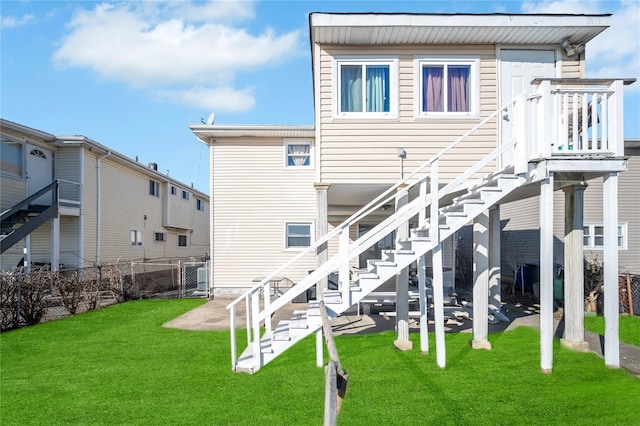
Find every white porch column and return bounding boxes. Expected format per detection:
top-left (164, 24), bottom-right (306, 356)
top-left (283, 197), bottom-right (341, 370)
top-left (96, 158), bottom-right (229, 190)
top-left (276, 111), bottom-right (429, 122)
top-left (489, 205), bottom-right (501, 312)
top-left (561, 183), bottom-right (589, 352)
top-left (315, 183), bottom-right (330, 299)
top-left (394, 185), bottom-right (412, 351)
top-left (51, 216), bottom-right (60, 271)
top-left (540, 174), bottom-right (555, 373)
top-left (603, 173), bottom-right (620, 368)
top-left (472, 210), bottom-right (491, 350)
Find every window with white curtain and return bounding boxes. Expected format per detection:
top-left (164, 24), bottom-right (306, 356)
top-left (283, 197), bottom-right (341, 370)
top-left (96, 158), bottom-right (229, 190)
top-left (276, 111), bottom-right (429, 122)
top-left (415, 57), bottom-right (479, 118)
top-left (285, 141), bottom-right (312, 168)
top-left (1, 139), bottom-right (23, 178)
top-left (130, 229), bottom-right (144, 248)
top-left (335, 57), bottom-right (398, 118)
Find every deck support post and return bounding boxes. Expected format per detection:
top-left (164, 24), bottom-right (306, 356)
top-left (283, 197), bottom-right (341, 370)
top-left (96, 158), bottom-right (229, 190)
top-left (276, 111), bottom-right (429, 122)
top-left (489, 205), bottom-right (501, 312)
top-left (540, 174), bottom-right (555, 373)
top-left (394, 185), bottom-right (412, 351)
top-left (603, 173), bottom-right (620, 368)
top-left (561, 183), bottom-right (589, 352)
top-left (472, 210), bottom-right (491, 350)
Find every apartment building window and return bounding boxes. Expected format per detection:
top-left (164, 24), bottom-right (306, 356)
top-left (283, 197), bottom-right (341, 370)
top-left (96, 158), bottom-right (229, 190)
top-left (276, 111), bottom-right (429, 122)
top-left (415, 57), bottom-right (479, 117)
top-left (583, 223), bottom-right (627, 250)
top-left (178, 234), bottom-right (188, 247)
top-left (154, 231), bottom-right (166, 242)
top-left (285, 141), bottom-right (311, 168)
top-left (149, 180), bottom-right (160, 197)
top-left (182, 190), bottom-right (190, 201)
top-left (196, 199), bottom-right (205, 211)
top-left (1, 139), bottom-right (23, 178)
top-left (285, 223), bottom-right (312, 249)
top-left (334, 57), bottom-right (398, 118)
top-left (171, 186), bottom-right (177, 196)
top-left (130, 229), bottom-right (144, 247)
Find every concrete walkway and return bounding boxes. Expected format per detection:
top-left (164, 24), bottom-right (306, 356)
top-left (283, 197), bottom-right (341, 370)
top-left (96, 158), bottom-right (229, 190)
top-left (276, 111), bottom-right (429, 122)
top-left (163, 296), bottom-right (640, 378)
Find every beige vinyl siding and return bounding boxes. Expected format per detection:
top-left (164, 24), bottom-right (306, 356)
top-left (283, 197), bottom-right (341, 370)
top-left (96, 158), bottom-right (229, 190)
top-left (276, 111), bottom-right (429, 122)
top-left (0, 176), bottom-right (26, 211)
top-left (97, 158), bottom-right (163, 262)
top-left (318, 44), bottom-right (499, 185)
top-left (60, 216), bottom-right (81, 267)
top-left (560, 53), bottom-right (584, 78)
top-left (56, 148), bottom-right (82, 203)
top-left (29, 222), bottom-right (51, 265)
top-left (582, 149), bottom-right (640, 273)
top-left (82, 150), bottom-right (98, 264)
top-left (211, 139), bottom-right (316, 290)
top-left (164, 186), bottom-right (194, 230)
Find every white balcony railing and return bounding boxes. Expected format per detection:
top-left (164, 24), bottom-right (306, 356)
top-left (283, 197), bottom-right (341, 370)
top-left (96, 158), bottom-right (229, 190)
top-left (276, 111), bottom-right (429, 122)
top-left (531, 79), bottom-right (627, 159)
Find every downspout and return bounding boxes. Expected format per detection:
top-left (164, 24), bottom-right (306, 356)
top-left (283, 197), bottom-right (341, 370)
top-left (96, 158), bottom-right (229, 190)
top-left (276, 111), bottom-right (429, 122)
top-left (96, 151), bottom-right (112, 264)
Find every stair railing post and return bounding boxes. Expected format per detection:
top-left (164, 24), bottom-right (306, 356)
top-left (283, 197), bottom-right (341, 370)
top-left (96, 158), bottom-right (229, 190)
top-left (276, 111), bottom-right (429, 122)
top-left (263, 282), bottom-right (272, 332)
top-left (537, 80), bottom-right (552, 158)
top-left (339, 226), bottom-right (350, 306)
top-left (251, 289), bottom-right (261, 372)
top-left (246, 295), bottom-right (252, 347)
top-left (430, 159), bottom-right (446, 368)
top-left (608, 80), bottom-right (624, 156)
top-left (514, 94), bottom-right (528, 175)
top-left (229, 303), bottom-right (237, 370)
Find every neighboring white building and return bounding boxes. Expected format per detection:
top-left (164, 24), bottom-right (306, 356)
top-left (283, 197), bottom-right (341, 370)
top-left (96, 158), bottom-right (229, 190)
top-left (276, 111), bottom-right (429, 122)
top-left (1, 119), bottom-right (209, 270)
top-left (190, 13), bottom-right (633, 374)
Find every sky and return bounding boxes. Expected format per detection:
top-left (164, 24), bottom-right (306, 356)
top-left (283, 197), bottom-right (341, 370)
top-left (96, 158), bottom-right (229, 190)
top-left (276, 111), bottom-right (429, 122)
top-left (2, 0), bottom-right (639, 194)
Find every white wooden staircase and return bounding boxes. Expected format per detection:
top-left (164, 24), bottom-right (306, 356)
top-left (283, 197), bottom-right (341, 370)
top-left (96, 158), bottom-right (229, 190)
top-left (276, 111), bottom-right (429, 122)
top-left (233, 165), bottom-right (529, 373)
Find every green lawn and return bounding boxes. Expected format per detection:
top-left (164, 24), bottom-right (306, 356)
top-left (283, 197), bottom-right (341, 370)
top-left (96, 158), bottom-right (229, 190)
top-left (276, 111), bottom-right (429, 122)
top-left (1, 300), bottom-right (639, 425)
top-left (584, 314), bottom-right (640, 347)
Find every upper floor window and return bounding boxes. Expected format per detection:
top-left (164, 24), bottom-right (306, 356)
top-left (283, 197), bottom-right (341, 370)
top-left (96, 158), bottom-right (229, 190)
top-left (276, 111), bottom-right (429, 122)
top-left (1, 140), bottom-right (23, 178)
top-left (182, 190), bottom-right (190, 201)
top-left (285, 141), bottom-right (311, 168)
top-left (130, 229), bottom-right (144, 247)
top-left (154, 231), bottom-right (166, 242)
top-left (285, 222), bottom-right (312, 249)
top-left (584, 223), bottom-right (627, 250)
top-left (171, 186), bottom-right (177, 196)
top-left (415, 57), bottom-right (479, 118)
top-left (334, 57), bottom-right (398, 118)
top-left (149, 180), bottom-right (159, 197)
top-left (196, 199), bottom-right (205, 211)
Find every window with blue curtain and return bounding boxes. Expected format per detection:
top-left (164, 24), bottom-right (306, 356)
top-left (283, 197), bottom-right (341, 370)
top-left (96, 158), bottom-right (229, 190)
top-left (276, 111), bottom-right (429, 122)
top-left (340, 63), bottom-right (390, 113)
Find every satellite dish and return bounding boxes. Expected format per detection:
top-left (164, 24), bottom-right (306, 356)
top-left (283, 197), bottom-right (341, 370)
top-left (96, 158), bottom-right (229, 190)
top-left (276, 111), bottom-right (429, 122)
top-left (206, 112), bottom-right (216, 125)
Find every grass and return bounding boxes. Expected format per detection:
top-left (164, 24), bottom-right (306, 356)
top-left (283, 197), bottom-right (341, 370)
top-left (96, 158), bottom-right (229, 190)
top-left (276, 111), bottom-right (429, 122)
top-left (1, 300), bottom-right (638, 425)
top-left (584, 314), bottom-right (640, 347)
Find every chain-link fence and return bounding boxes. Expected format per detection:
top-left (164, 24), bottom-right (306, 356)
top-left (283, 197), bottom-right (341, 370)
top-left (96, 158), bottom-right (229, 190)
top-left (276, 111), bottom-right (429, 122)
top-left (619, 273), bottom-right (639, 316)
top-left (1, 258), bottom-right (210, 332)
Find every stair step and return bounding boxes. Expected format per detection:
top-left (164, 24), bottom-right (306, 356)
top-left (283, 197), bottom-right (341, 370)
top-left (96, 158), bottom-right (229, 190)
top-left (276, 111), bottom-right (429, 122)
top-left (324, 290), bottom-right (342, 304)
top-left (308, 301), bottom-right (321, 316)
top-left (444, 211), bottom-right (467, 218)
top-left (289, 310), bottom-right (308, 329)
top-left (272, 321), bottom-right (291, 341)
top-left (261, 336), bottom-right (274, 353)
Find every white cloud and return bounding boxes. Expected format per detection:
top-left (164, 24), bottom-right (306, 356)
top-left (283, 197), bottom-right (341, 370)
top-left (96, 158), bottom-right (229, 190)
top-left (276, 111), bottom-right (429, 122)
top-left (52, 0), bottom-right (304, 110)
top-left (154, 86), bottom-right (256, 112)
top-left (521, 1), bottom-right (639, 92)
top-left (1, 13), bottom-right (34, 28)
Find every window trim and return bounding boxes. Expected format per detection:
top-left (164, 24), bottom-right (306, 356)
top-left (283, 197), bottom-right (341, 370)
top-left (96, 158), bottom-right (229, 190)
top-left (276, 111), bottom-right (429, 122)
top-left (130, 229), bottom-right (144, 248)
top-left (333, 56), bottom-right (399, 119)
top-left (414, 56), bottom-right (480, 119)
top-left (583, 223), bottom-right (627, 250)
top-left (284, 139), bottom-right (313, 169)
top-left (196, 199), bottom-right (205, 211)
top-left (149, 180), bottom-right (160, 197)
top-left (177, 234), bottom-right (188, 248)
top-left (284, 221), bottom-right (313, 251)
